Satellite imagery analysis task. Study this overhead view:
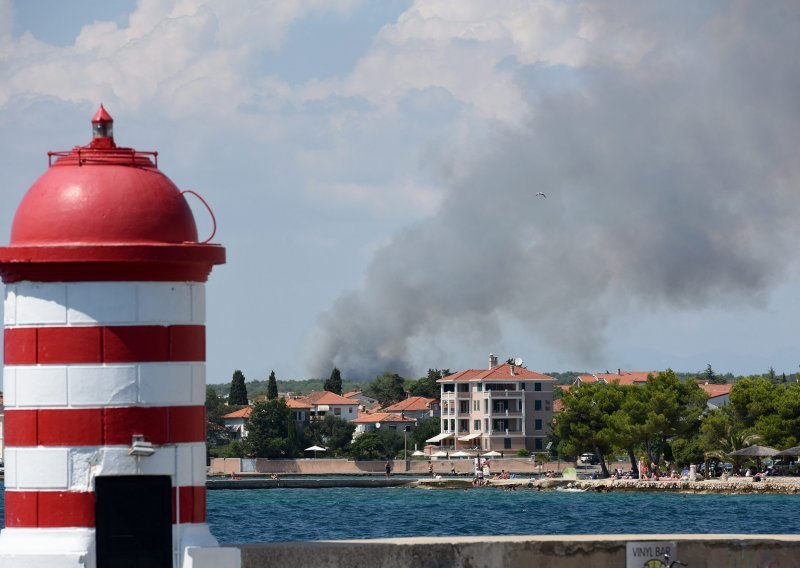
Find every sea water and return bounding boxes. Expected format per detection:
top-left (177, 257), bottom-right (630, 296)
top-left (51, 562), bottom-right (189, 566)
top-left (2, 486), bottom-right (796, 543)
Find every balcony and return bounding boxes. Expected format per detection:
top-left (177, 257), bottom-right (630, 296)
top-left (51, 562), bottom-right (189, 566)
top-left (483, 390), bottom-right (523, 398)
top-left (489, 408), bottom-right (523, 418)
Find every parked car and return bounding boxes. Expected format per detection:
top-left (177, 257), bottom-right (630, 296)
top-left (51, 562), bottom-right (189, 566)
top-left (579, 453), bottom-right (599, 465)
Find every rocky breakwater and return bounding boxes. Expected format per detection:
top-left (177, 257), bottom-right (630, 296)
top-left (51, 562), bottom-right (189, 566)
top-left (571, 477), bottom-right (800, 494)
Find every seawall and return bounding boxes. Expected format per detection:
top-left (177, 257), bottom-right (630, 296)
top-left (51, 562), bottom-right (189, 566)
top-left (235, 534), bottom-right (800, 567)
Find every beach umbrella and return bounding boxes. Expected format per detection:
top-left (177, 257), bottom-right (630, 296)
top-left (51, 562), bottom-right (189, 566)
top-left (451, 451), bottom-right (471, 458)
top-left (305, 445), bottom-right (327, 458)
top-left (431, 451), bottom-right (448, 458)
top-left (482, 451), bottom-right (501, 458)
top-left (774, 445), bottom-right (800, 457)
top-left (730, 445), bottom-right (778, 470)
top-left (412, 450), bottom-right (425, 457)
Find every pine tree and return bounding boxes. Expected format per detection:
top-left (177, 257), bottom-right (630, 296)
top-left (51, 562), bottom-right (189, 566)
top-left (267, 370), bottom-right (279, 400)
top-left (286, 415), bottom-right (299, 457)
top-left (324, 367), bottom-right (343, 395)
top-left (229, 369), bottom-right (248, 405)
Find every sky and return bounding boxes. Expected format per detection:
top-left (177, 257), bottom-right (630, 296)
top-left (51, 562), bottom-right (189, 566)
top-left (1, 1), bottom-right (800, 384)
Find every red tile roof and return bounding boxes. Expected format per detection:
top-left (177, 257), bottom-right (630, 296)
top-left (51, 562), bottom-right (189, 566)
top-left (222, 406), bottom-right (252, 419)
top-left (578, 372), bottom-right (657, 386)
top-left (438, 363), bottom-right (554, 382)
top-left (285, 398), bottom-right (312, 409)
top-left (697, 383), bottom-right (732, 397)
top-left (343, 391), bottom-right (363, 399)
top-left (351, 412), bottom-right (416, 424)
top-left (553, 399), bottom-right (565, 413)
top-left (300, 391), bottom-right (356, 406)
top-left (383, 396), bottom-right (438, 412)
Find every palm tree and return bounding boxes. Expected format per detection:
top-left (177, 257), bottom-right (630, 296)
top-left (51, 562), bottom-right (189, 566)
top-left (704, 430), bottom-right (762, 477)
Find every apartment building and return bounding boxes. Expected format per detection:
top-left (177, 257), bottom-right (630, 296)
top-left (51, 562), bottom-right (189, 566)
top-left (437, 354), bottom-right (554, 453)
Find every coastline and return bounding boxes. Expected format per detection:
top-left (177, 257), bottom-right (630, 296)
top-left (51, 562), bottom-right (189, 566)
top-left (205, 474), bottom-right (800, 494)
top-left (417, 476), bottom-right (800, 494)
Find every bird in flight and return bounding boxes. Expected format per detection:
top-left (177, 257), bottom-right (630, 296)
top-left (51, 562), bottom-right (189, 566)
top-left (535, 192), bottom-right (546, 198)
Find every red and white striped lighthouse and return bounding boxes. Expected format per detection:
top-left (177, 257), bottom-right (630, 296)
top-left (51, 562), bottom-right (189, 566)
top-left (0, 107), bottom-right (240, 567)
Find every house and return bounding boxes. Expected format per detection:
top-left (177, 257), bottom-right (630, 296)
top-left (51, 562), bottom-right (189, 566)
top-left (697, 382), bottom-right (732, 409)
top-left (286, 398), bottom-right (312, 424)
top-left (573, 370), bottom-right (657, 387)
top-left (436, 353), bottom-right (555, 453)
top-left (351, 412), bottom-right (416, 438)
top-left (222, 406), bottom-right (252, 440)
top-left (343, 390), bottom-right (379, 411)
top-left (300, 391), bottom-right (358, 421)
top-left (382, 396), bottom-right (440, 422)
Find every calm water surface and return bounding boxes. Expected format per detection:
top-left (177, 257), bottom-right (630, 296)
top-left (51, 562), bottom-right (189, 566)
top-left (2, 486), bottom-right (797, 544)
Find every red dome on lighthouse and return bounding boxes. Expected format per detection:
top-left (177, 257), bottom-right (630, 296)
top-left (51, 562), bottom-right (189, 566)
top-left (11, 107), bottom-right (198, 246)
top-left (0, 106), bottom-right (224, 283)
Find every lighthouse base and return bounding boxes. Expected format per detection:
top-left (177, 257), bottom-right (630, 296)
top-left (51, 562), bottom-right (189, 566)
top-left (0, 525), bottom-right (240, 568)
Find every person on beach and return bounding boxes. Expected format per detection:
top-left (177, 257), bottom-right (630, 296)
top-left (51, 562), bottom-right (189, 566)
top-left (450, 462), bottom-right (456, 475)
top-left (428, 462), bottom-right (434, 477)
top-left (385, 461), bottom-right (391, 478)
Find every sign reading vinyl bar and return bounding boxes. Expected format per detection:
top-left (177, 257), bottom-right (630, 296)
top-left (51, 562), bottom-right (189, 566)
top-left (626, 541), bottom-right (678, 568)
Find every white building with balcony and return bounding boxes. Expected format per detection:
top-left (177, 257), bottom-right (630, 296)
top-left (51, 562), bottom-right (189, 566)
top-left (436, 354), bottom-right (554, 453)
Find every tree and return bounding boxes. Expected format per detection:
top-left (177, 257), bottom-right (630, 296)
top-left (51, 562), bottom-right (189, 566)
top-left (302, 415), bottom-right (356, 457)
top-left (286, 414), bottom-right (300, 458)
top-left (206, 386), bottom-right (227, 427)
top-left (348, 433), bottom-right (385, 460)
top-left (411, 417), bottom-right (440, 450)
top-left (767, 367), bottom-right (777, 384)
top-left (229, 370), bottom-right (249, 405)
top-left (324, 367), bottom-right (343, 395)
top-left (553, 382), bottom-right (626, 477)
top-left (619, 370), bottom-right (707, 467)
top-left (703, 364), bottom-right (725, 385)
top-left (267, 370), bottom-right (279, 400)
top-left (365, 372), bottom-right (406, 406)
top-left (408, 369), bottom-right (448, 399)
top-left (243, 399), bottom-right (291, 458)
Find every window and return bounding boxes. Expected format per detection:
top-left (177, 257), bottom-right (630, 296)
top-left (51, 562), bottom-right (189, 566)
top-left (477, 383), bottom-right (483, 392)
top-left (334, 408), bottom-right (341, 416)
top-left (534, 382), bottom-right (542, 392)
top-left (460, 401), bottom-right (469, 413)
top-left (520, 383), bottom-right (526, 390)
top-left (443, 384), bottom-right (455, 393)
top-left (473, 400), bottom-right (479, 411)
top-left (535, 419), bottom-right (542, 430)
top-left (459, 419), bottom-right (469, 432)
top-left (535, 438), bottom-right (543, 450)
top-left (504, 438), bottom-right (512, 449)
top-left (348, 407), bottom-right (353, 414)
top-left (450, 419), bottom-right (455, 431)
top-left (484, 418), bottom-right (489, 432)
top-left (534, 400), bottom-right (542, 411)
top-left (474, 420), bottom-right (480, 431)
top-left (484, 399), bottom-right (488, 413)
top-left (458, 384), bottom-right (469, 392)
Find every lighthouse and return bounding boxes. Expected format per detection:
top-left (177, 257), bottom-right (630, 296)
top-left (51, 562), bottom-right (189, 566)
top-left (0, 107), bottom-right (240, 567)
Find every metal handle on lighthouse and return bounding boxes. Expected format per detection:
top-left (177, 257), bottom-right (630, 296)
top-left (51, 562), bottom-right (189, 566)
top-left (181, 190), bottom-right (218, 244)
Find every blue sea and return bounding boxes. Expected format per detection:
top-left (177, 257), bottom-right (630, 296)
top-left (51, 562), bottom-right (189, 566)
top-left (2, 486), bottom-right (797, 543)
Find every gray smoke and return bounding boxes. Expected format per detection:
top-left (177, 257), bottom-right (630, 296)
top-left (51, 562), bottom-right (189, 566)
top-left (307, 2), bottom-right (800, 379)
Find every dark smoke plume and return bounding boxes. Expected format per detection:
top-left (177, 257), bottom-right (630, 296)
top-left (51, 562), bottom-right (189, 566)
top-left (307, 2), bottom-right (800, 379)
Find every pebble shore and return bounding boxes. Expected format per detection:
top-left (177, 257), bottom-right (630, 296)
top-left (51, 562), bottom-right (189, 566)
top-left (416, 476), bottom-right (800, 494)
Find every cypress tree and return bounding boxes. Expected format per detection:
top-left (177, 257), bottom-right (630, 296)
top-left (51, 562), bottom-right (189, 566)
top-left (267, 370), bottom-right (279, 400)
top-left (324, 367), bottom-right (343, 395)
top-left (229, 369), bottom-right (248, 405)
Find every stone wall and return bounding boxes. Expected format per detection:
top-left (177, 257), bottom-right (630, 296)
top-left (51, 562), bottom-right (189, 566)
top-left (210, 457), bottom-right (559, 476)
top-left (237, 535), bottom-right (800, 568)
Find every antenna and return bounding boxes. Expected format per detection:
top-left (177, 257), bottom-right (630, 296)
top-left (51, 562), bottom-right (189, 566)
top-left (514, 357), bottom-right (523, 367)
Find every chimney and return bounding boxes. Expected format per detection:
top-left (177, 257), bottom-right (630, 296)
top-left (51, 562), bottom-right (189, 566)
top-left (510, 365), bottom-right (515, 375)
top-left (489, 353), bottom-right (498, 369)
top-left (618, 368), bottom-right (622, 376)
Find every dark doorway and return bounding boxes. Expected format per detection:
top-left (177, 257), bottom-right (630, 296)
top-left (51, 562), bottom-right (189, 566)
top-left (95, 475), bottom-right (173, 568)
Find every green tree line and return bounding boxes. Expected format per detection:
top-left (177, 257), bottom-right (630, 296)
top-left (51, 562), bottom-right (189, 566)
top-left (554, 370), bottom-right (800, 477)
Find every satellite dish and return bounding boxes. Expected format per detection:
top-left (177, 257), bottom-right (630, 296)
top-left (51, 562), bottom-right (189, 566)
top-left (514, 357), bottom-right (523, 367)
